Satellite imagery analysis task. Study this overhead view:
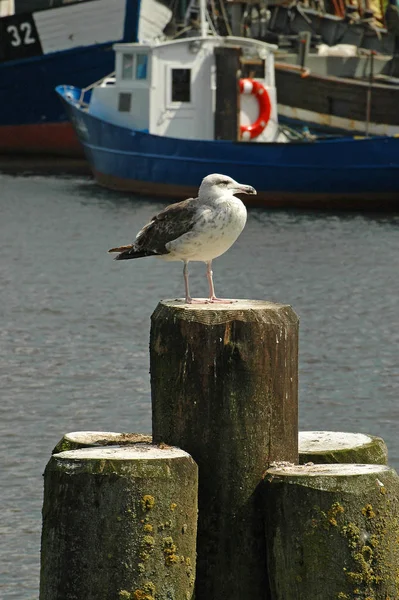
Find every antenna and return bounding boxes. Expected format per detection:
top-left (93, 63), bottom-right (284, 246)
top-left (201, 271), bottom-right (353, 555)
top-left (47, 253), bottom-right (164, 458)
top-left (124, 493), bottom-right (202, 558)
top-left (199, 0), bottom-right (208, 37)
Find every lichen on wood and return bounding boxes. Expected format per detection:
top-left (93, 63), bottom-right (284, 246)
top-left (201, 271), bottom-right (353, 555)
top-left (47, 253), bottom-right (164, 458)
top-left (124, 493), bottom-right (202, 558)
top-left (40, 445), bottom-right (197, 600)
top-left (151, 299), bottom-right (299, 600)
top-left (263, 463), bottom-right (399, 600)
top-left (52, 431), bottom-right (152, 454)
top-left (299, 431), bottom-right (388, 465)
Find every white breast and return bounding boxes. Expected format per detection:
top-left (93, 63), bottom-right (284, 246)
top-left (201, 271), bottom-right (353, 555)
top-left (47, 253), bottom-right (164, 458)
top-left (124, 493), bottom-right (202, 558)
top-left (164, 197), bottom-right (247, 262)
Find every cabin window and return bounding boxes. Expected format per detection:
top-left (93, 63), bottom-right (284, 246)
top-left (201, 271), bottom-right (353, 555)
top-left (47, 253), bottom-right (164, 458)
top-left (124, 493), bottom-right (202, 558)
top-left (122, 54), bottom-right (134, 79)
top-left (135, 53), bottom-right (148, 80)
top-left (171, 68), bottom-right (191, 102)
top-left (118, 93), bottom-right (131, 112)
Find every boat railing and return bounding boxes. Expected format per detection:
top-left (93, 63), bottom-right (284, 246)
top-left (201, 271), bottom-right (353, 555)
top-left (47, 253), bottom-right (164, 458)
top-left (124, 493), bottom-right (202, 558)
top-left (274, 62), bottom-right (311, 78)
top-left (78, 72), bottom-right (116, 107)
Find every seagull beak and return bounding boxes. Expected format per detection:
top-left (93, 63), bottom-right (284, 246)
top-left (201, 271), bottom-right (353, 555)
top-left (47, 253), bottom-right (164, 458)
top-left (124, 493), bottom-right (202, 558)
top-left (236, 184), bottom-right (257, 195)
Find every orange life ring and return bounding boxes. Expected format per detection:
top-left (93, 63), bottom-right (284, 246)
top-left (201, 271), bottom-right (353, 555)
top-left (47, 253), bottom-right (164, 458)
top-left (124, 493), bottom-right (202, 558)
top-left (239, 78), bottom-right (271, 140)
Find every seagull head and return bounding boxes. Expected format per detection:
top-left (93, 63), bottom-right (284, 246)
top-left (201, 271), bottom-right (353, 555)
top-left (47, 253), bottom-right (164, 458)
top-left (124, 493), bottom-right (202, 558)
top-left (199, 173), bottom-right (257, 200)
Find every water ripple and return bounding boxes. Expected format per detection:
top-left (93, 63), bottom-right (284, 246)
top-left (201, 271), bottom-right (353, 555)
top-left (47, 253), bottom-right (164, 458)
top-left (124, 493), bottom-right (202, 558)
top-left (0, 174), bottom-right (398, 598)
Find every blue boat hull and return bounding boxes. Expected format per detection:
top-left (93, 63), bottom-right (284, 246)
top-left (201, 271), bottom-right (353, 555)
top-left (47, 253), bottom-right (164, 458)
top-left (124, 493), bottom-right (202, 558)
top-left (0, 45), bottom-right (123, 155)
top-left (0, 0), bottom-right (139, 155)
top-left (57, 85), bottom-right (399, 209)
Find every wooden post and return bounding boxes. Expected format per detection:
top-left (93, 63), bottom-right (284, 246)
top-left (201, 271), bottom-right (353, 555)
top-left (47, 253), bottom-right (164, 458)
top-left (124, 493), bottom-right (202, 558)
top-left (214, 46), bottom-right (241, 141)
top-left (40, 445), bottom-right (198, 600)
top-left (264, 463), bottom-right (399, 600)
top-left (297, 31), bottom-right (311, 68)
top-left (299, 431), bottom-right (388, 465)
top-left (150, 299), bottom-right (299, 600)
top-left (52, 431), bottom-right (152, 454)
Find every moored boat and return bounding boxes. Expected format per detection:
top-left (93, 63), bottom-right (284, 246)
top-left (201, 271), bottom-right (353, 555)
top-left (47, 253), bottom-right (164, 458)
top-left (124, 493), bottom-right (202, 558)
top-left (56, 34), bottom-right (399, 209)
top-left (0, 0), bottom-right (172, 156)
top-left (198, 1), bottom-right (399, 137)
top-left (274, 40), bottom-right (399, 136)
top-left (257, 2), bottom-right (396, 55)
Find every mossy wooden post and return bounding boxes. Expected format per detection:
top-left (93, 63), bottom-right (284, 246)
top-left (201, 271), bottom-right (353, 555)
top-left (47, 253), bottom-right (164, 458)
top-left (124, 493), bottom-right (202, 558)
top-left (40, 445), bottom-right (198, 600)
top-left (150, 299), bottom-right (299, 600)
top-left (263, 463), bottom-right (399, 600)
top-left (52, 431), bottom-right (152, 454)
top-left (299, 431), bottom-right (388, 465)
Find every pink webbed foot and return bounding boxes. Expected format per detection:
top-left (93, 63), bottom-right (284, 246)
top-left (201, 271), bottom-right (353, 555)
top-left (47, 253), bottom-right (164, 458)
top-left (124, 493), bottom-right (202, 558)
top-left (207, 297), bottom-right (235, 304)
top-left (185, 297), bottom-right (210, 305)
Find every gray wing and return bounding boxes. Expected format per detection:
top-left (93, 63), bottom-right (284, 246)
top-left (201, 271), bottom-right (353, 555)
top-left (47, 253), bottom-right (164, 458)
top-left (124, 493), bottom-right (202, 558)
top-left (135, 197), bottom-right (200, 254)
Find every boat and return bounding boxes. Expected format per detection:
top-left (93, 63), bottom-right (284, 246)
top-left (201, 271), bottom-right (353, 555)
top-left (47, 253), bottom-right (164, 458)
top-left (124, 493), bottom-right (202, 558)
top-left (0, 0), bottom-right (172, 156)
top-left (199, 0), bottom-right (399, 136)
top-left (275, 60), bottom-right (399, 137)
top-left (55, 30), bottom-right (399, 209)
top-left (272, 35), bottom-right (399, 136)
top-left (241, 1), bottom-right (396, 55)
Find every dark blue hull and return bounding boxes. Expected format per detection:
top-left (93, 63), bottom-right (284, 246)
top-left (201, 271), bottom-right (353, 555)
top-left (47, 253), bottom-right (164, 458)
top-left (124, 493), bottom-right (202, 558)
top-left (0, 44), bottom-right (117, 128)
top-left (57, 85), bottom-right (399, 209)
top-left (0, 0), bottom-right (139, 155)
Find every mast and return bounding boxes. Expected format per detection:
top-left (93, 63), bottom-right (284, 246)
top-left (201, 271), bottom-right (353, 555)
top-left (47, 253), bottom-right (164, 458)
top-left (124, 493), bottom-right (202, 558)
top-left (199, 0), bottom-right (208, 37)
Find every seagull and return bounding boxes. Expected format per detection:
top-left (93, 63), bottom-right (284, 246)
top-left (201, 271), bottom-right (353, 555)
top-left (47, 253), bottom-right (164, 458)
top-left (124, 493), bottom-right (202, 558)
top-left (108, 173), bottom-right (256, 304)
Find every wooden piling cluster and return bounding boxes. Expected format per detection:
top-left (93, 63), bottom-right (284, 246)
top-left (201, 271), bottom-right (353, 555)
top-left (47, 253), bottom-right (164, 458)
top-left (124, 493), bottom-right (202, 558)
top-left (40, 299), bottom-right (399, 600)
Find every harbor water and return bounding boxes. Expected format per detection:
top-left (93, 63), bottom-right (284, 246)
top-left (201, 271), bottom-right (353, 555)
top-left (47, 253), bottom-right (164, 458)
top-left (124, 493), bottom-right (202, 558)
top-left (1, 174), bottom-right (398, 599)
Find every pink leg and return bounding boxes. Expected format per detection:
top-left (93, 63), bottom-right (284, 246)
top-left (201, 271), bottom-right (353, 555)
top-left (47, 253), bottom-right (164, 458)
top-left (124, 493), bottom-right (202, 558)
top-left (206, 261), bottom-right (233, 304)
top-left (183, 261), bottom-right (208, 304)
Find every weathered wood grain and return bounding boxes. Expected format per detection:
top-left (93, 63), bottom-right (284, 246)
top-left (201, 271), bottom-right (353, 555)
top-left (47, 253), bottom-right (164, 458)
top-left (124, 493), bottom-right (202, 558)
top-left (299, 431), bottom-right (388, 465)
top-left (150, 299), bottom-right (299, 600)
top-left (264, 463), bottom-right (399, 600)
top-left (40, 445), bottom-right (198, 600)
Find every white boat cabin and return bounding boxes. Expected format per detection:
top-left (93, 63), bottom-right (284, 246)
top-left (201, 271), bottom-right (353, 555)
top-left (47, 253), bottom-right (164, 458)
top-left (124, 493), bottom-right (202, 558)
top-left (88, 36), bottom-right (280, 143)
